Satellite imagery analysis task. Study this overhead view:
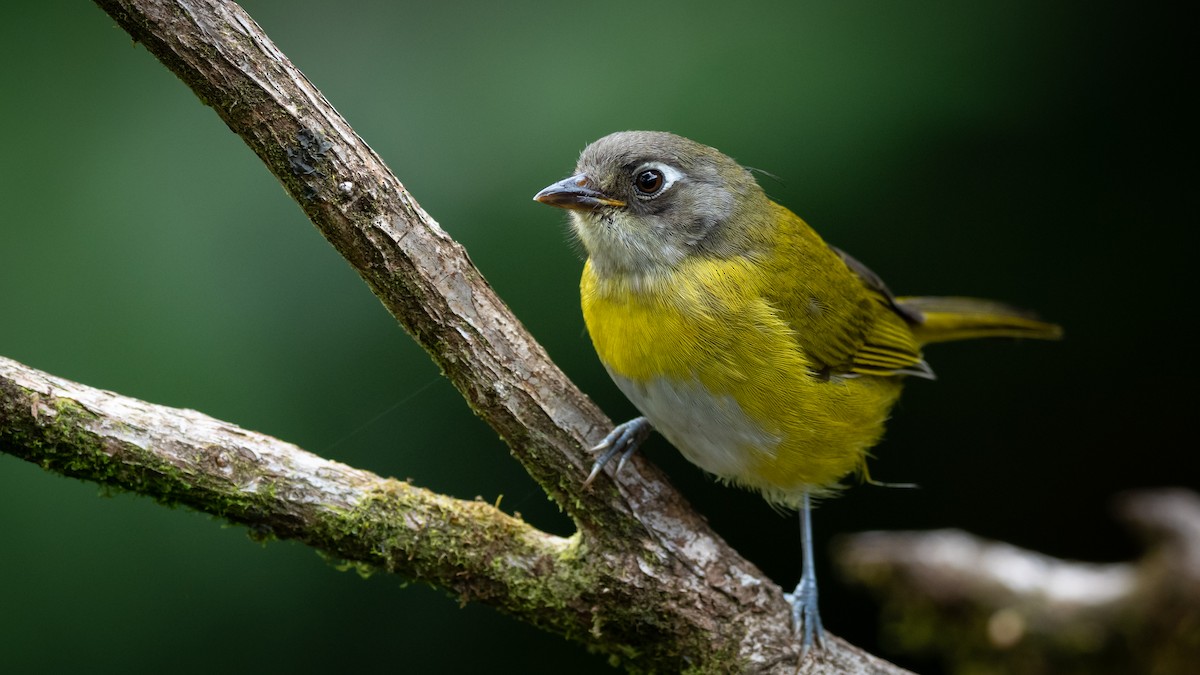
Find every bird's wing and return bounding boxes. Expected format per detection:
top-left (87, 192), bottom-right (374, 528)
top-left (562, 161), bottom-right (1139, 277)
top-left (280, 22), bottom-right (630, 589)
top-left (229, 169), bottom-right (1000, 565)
top-left (830, 247), bottom-right (933, 378)
top-left (764, 216), bottom-right (932, 379)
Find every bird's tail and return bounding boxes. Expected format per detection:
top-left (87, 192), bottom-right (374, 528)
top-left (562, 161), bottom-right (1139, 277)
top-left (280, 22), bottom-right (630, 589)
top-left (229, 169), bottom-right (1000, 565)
top-left (898, 296), bottom-right (1063, 345)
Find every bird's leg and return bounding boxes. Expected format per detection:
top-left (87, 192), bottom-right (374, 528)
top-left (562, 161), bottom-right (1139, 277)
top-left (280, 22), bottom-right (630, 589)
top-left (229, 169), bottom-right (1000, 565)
top-left (787, 490), bottom-right (826, 656)
top-left (582, 416), bottom-right (652, 488)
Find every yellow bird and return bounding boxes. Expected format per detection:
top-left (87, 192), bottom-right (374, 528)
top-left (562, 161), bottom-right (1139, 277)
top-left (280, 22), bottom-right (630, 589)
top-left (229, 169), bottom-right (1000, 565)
top-left (534, 131), bottom-right (1061, 653)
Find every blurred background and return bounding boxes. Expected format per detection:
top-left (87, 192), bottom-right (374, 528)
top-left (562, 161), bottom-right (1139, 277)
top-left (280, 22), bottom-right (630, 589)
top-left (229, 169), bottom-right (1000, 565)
top-left (1, 1), bottom-right (1192, 673)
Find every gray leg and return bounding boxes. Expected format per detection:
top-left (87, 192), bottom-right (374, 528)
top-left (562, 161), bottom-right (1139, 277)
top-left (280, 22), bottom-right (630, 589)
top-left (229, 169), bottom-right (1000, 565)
top-left (788, 490), bottom-right (825, 656)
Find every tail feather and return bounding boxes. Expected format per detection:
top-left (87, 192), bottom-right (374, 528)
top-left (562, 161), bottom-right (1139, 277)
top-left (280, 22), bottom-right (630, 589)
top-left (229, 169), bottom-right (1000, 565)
top-left (898, 296), bottom-right (1063, 345)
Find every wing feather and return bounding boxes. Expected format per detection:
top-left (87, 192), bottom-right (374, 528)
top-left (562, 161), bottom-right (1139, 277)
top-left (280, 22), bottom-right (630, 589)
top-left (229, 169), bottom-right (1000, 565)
top-left (764, 206), bottom-right (931, 379)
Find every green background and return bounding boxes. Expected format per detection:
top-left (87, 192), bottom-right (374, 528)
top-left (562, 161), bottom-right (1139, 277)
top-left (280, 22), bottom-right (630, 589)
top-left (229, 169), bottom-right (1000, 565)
top-left (1, 2), bottom-right (1191, 673)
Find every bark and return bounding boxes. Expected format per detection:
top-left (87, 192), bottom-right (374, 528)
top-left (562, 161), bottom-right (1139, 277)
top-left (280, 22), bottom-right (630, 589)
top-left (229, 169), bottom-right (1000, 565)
top-left (0, 0), bottom-right (915, 672)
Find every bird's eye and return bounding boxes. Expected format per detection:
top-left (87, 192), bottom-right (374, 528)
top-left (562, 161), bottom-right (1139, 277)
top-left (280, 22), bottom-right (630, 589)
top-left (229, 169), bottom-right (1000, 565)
top-left (634, 169), bottom-right (665, 196)
top-left (630, 162), bottom-right (682, 200)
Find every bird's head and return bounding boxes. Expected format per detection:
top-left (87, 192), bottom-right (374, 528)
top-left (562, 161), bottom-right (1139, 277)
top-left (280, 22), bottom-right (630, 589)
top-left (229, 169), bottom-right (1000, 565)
top-left (534, 131), bottom-right (770, 278)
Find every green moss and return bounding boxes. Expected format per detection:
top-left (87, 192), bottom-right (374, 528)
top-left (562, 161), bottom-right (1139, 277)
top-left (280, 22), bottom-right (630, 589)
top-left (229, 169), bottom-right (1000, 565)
top-left (2, 383), bottom-right (295, 539)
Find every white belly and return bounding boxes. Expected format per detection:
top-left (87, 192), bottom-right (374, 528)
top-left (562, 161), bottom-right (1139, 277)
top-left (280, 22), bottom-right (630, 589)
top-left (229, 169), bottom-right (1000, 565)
top-left (608, 370), bottom-right (781, 481)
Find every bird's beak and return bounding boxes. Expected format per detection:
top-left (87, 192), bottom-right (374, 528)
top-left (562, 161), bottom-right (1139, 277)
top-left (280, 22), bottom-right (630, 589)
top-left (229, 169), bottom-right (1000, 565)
top-left (533, 173), bottom-right (626, 210)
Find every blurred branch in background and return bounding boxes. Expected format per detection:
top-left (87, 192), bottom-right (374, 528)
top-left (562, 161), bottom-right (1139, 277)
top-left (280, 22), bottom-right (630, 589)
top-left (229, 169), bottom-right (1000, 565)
top-left (0, 0), bottom-right (910, 672)
top-left (836, 489), bottom-right (1200, 674)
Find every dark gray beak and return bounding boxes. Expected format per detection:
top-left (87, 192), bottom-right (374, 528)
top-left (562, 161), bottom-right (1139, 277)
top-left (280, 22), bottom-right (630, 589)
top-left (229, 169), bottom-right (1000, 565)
top-left (533, 173), bottom-right (626, 210)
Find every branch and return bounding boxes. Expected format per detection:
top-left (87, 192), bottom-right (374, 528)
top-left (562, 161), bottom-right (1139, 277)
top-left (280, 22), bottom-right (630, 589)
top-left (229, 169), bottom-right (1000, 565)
top-left (1, 355), bottom-right (572, 619)
top-left (0, 0), bottom-right (921, 671)
top-left (835, 489), bottom-right (1200, 674)
top-left (2, 353), bottom-right (905, 674)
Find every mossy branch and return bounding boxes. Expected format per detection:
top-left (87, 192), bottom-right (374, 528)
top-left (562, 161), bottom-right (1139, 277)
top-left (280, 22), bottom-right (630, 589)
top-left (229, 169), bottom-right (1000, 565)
top-left (1, 355), bottom-right (574, 618)
top-left (0, 0), bottom-right (920, 672)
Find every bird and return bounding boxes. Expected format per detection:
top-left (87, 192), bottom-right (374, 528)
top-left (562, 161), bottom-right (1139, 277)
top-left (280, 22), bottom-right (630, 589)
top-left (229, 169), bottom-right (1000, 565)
top-left (533, 130), bottom-right (1061, 656)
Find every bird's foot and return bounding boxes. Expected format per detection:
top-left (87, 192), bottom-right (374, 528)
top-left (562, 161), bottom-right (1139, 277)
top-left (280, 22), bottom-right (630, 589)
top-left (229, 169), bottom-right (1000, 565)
top-left (582, 416), bottom-right (652, 488)
top-left (786, 574), bottom-right (825, 658)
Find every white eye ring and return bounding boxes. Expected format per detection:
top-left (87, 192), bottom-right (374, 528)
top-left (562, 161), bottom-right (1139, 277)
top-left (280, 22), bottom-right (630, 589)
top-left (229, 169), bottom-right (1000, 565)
top-left (632, 162), bottom-right (684, 199)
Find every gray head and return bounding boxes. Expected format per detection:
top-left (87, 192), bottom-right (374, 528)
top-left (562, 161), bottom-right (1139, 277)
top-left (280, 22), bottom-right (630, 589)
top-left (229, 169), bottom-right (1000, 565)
top-left (534, 131), bottom-right (770, 278)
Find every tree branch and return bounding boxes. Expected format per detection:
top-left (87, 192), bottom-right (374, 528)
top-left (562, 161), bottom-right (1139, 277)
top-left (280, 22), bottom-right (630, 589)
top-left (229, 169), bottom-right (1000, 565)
top-left (1, 355), bottom-right (574, 620)
top-left (0, 0), bottom-right (919, 671)
top-left (835, 489), bottom-right (1200, 674)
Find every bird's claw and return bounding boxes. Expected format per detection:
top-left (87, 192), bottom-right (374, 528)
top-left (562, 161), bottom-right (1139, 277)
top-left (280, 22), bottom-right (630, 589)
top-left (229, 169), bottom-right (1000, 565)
top-left (786, 576), bottom-right (826, 659)
top-left (582, 416), bottom-right (651, 488)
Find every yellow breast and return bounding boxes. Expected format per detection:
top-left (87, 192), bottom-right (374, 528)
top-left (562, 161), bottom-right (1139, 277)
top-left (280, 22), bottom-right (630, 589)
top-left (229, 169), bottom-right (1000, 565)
top-left (581, 256), bottom-right (902, 505)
